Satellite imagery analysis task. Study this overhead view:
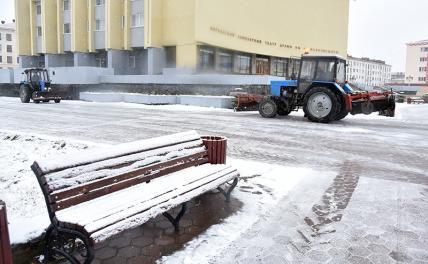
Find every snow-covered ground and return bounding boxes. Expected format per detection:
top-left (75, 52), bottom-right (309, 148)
top-left (0, 97), bottom-right (427, 263)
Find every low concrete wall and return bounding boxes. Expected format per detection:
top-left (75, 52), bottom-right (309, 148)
top-left (123, 94), bottom-right (178, 105)
top-left (80, 92), bottom-right (235, 109)
top-left (49, 67), bottom-right (114, 84)
top-left (0, 70), bottom-right (11, 84)
top-left (178, 95), bottom-right (233, 108)
top-left (100, 74), bottom-right (285, 86)
top-left (80, 92), bottom-right (124, 102)
top-left (6, 67), bottom-right (114, 84)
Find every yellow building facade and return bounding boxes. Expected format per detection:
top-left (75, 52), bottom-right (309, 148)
top-left (15, 0), bottom-right (349, 76)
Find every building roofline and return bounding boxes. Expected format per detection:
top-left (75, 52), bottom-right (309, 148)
top-left (406, 39), bottom-right (428, 46)
top-left (347, 54), bottom-right (390, 66)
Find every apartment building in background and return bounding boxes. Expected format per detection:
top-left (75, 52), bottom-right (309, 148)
top-left (0, 21), bottom-right (19, 69)
top-left (390, 72), bottom-right (405, 84)
top-left (346, 55), bottom-right (391, 89)
top-left (405, 40), bottom-right (428, 84)
top-left (15, 0), bottom-right (350, 76)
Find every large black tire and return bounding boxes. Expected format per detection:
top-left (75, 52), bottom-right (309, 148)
top-left (335, 94), bottom-right (349, 121)
top-left (303, 87), bottom-right (341, 123)
top-left (19, 85), bottom-right (31, 103)
top-left (54, 99), bottom-right (61, 104)
top-left (259, 98), bottom-right (278, 118)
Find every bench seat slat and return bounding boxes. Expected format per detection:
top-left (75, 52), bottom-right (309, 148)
top-left (50, 151), bottom-right (208, 203)
top-left (58, 165), bottom-right (236, 228)
top-left (55, 165), bottom-right (237, 232)
top-left (90, 168), bottom-right (239, 242)
top-left (46, 141), bottom-right (205, 191)
top-left (52, 156), bottom-right (209, 212)
top-left (86, 167), bottom-right (237, 234)
top-left (37, 130), bottom-right (202, 175)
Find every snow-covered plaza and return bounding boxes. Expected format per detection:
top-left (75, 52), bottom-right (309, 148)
top-left (0, 97), bottom-right (427, 263)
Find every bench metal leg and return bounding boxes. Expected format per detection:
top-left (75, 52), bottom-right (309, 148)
top-left (44, 225), bottom-right (94, 264)
top-left (217, 178), bottom-right (239, 203)
top-left (163, 202), bottom-right (187, 233)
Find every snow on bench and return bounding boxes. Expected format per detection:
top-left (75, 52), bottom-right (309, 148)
top-left (31, 131), bottom-right (239, 263)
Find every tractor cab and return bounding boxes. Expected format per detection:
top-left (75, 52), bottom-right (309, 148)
top-left (23, 68), bottom-right (51, 92)
top-left (297, 54), bottom-right (347, 94)
top-left (19, 68), bottom-right (61, 104)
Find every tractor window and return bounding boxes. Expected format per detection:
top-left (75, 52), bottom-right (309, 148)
top-left (336, 61), bottom-right (346, 83)
top-left (300, 60), bottom-right (316, 81)
top-left (316, 61), bottom-right (335, 81)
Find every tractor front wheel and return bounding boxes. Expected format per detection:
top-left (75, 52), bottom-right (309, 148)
top-left (54, 99), bottom-right (61, 104)
top-left (259, 98), bottom-right (278, 118)
top-left (19, 85), bottom-right (31, 103)
top-left (303, 87), bottom-right (341, 123)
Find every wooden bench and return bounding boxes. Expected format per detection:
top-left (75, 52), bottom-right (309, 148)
top-left (0, 200), bottom-right (13, 264)
top-left (31, 131), bottom-right (239, 264)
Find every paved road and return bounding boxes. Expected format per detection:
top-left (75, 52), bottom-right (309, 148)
top-left (1, 97), bottom-right (427, 263)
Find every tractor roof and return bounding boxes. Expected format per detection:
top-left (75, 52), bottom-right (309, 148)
top-left (24, 68), bottom-right (48, 73)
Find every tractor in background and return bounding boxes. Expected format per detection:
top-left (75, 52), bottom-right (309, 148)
top-left (235, 54), bottom-right (396, 123)
top-left (19, 68), bottom-right (62, 104)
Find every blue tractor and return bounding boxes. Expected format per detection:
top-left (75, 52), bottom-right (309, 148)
top-left (19, 68), bottom-right (62, 104)
top-left (257, 54), bottom-right (395, 123)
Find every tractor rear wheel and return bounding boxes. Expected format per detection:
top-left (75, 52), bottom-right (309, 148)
top-left (19, 85), bottom-right (31, 103)
top-left (54, 99), bottom-right (61, 104)
top-left (303, 87), bottom-right (341, 123)
top-left (259, 98), bottom-right (278, 118)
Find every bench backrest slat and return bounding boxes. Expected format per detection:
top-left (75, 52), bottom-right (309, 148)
top-left (31, 131), bottom-right (211, 218)
top-left (49, 151), bottom-right (207, 203)
top-left (46, 140), bottom-right (205, 192)
top-left (36, 131), bottom-right (202, 175)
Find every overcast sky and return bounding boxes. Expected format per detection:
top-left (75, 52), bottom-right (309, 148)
top-left (1, 0), bottom-right (428, 72)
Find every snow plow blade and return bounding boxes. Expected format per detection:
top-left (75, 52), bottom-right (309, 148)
top-left (346, 91), bottom-right (396, 117)
top-left (232, 93), bottom-right (264, 111)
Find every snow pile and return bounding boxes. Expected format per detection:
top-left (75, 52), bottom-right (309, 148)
top-left (0, 130), bottom-right (104, 244)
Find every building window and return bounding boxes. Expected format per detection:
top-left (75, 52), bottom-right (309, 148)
top-left (95, 19), bottom-right (105, 31)
top-left (421, 57), bottom-right (428, 62)
top-left (64, 0), bottom-right (70, 11)
top-left (128, 56), bottom-right (136, 68)
top-left (199, 47), bottom-right (215, 71)
top-left (419, 77), bottom-right (426, 82)
top-left (271, 58), bottom-right (287, 77)
top-left (6, 45), bottom-right (12, 53)
top-left (0, 44), bottom-right (2, 52)
top-left (419, 67), bottom-right (427, 72)
top-left (7, 56), bottom-right (12, 64)
top-left (255, 56), bottom-right (270, 75)
top-left (64, 23), bottom-right (70, 34)
top-left (234, 54), bottom-right (251, 74)
top-left (6, 34), bottom-right (12, 41)
top-left (0, 33), bottom-right (2, 40)
top-left (0, 56), bottom-right (2, 63)
top-left (95, 0), bottom-right (105, 6)
top-left (37, 27), bottom-right (42, 37)
top-left (36, 2), bottom-right (41, 15)
top-left (17, 57), bottom-right (19, 64)
top-left (218, 51), bottom-right (233, 73)
top-left (131, 13), bottom-right (144, 27)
